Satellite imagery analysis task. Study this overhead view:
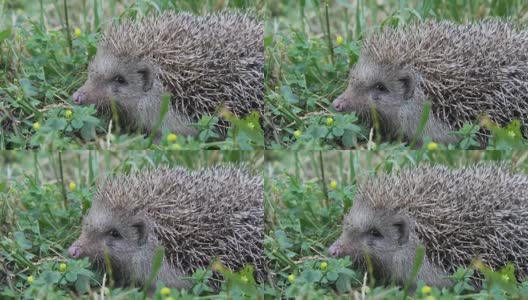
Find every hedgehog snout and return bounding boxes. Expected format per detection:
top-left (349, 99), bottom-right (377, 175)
top-left (332, 96), bottom-right (346, 112)
top-left (68, 245), bottom-right (81, 258)
top-left (328, 241), bottom-right (343, 257)
top-left (73, 90), bottom-right (86, 105)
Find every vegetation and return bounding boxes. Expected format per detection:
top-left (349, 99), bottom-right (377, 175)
top-left (5, 0), bottom-right (528, 299)
top-left (0, 150), bottom-right (264, 299)
top-left (0, 0), bottom-right (265, 150)
top-left (265, 0), bottom-right (528, 149)
top-left (265, 150), bottom-right (528, 298)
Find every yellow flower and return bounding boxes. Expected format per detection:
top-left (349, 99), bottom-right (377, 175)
top-left (479, 116), bottom-right (494, 128)
top-left (508, 130), bottom-right (516, 137)
top-left (59, 263), bottom-right (67, 272)
top-left (326, 117), bottom-right (334, 126)
top-left (167, 133), bottom-right (177, 143)
top-left (320, 261), bottom-right (328, 271)
top-left (336, 35), bottom-right (344, 45)
top-left (502, 274), bottom-right (510, 281)
top-left (27, 275), bottom-right (34, 284)
top-left (68, 182), bottom-right (76, 191)
top-left (240, 275), bottom-right (249, 283)
top-left (33, 122), bottom-right (40, 130)
top-left (160, 287), bottom-right (171, 296)
top-left (64, 110), bottom-right (73, 119)
top-left (426, 142), bottom-right (438, 150)
top-left (425, 296), bottom-right (435, 300)
top-left (287, 274), bottom-right (296, 283)
top-left (74, 28), bottom-right (82, 37)
top-left (211, 260), bottom-right (224, 272)
top-left (293, 130), bottom-right (302, 138)
top-left (330, 180), bottom-right (338, 189)
top-left (421, 285), bottom-right (432, 295)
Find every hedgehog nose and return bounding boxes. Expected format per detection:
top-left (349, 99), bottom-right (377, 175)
top-left (332, 97), bottom-right (344, 112)
top-left (328, 243), bottom-right (340, 257)
top-left (68, 245), bottom-right (81, 258)
top-left (73, 91), bottom-right (85, 105)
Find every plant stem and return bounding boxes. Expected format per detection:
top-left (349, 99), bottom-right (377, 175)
top-left (58, 151), bottom-right (67, 208)
top-left (324, 0), bottom-right (335, 65)
top-left (319, 151), bottom-right (329, 207)
top-left (63, 0), bottom-right (72, 55)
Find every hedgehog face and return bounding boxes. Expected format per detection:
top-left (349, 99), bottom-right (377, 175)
top-left (328, 204), bottom-right (410, 279)
top-left (73, 50), bottom-right (158, 118)
top-left (68, 208), bottom-right (149, 281)
top-left (332, 59), bottom-right (416, 118)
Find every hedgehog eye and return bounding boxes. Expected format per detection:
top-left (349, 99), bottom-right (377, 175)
top-left (368, 228), bottom-right (383, 238)
top-left (113, 75), bottom-right (127, 85)
top-left (108, 229), bottom-right (121, 239)
top-left (373, 83), bottom-right (388, 92)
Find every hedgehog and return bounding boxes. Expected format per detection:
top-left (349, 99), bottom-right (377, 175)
top-left (332, 21), bottom-right (528, 145)
top-left (67, 166), bottom-right (264, 291)
top-left (328, 164), bottom-right (528, 288)
top-left (72, 12), bottom-right (264, 137)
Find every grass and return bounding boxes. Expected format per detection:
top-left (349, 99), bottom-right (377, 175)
top-left (6, 150), bottom-right (528, 299)
top-left (0, 150), bottom-right (264, 299)
top-left (0, 0), bottom-right (265, 150)
top-left (264, 150), bottom-right (528, 299)
top-left (264, 0), bottom-right (528, 149)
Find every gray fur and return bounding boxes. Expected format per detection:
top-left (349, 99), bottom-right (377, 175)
top-left (69, 166), bottom-right (264, 290)
top-left (332, 21), bottom-right (528, 145)
top-left (329, 164), bottom-right (528, 287)
top-left (73, 12), bottom-right (264, 137)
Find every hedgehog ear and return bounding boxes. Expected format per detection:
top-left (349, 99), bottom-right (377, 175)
top-left (137, 63), bottom-right (153, 92)
top-left (398, 70), bottom-right (415, 100)
top-left (132, 221), bottom-right (148, 246)
top-left (392, 215), bottom-right (409, 245)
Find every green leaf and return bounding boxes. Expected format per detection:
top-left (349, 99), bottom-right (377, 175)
top-left (40, 271), bottom-right (61, 284)
top-left (65, 272), bottom-right (78, 282)
top-left (19, 78), bottom-right (38, 97)
top-left (301, 269), bottom-right (322, 283)
top-left (280, 86), bottom-right (299, 104)
top-left (14, 231), bottom-right (32, 250)
top-left (326, 271), bottom-right (339, 281)
top-left (274, 230), bottom-right (293, 249)
top-left (336, 273), bottom-right (352, 294)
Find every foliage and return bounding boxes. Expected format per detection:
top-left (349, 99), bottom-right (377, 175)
top-left (0, 150), bottom-right (263, 299)
top-left (265, 0), bottom-right (528, 149)
top-left (0, 0), bottom-right (265, 150)
top-left (265, 150), bottom-right (528, 298)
